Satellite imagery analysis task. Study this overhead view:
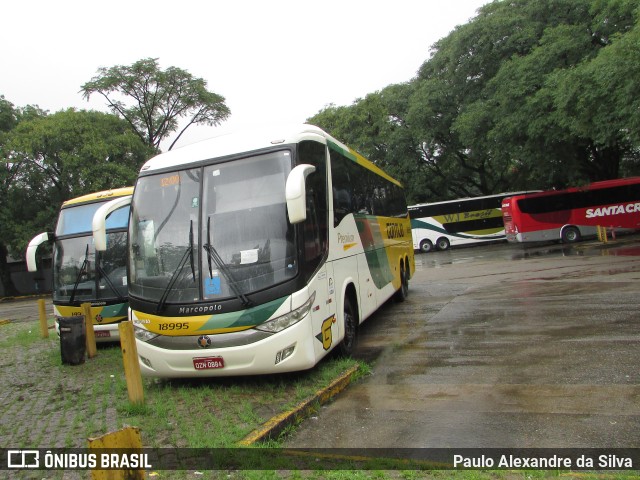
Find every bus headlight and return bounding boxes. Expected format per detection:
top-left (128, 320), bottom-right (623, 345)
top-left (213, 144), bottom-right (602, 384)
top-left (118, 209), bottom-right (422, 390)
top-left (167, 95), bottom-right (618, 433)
top-left (255, 292), bottom-right (316, 333)
top-left (134, 325), bottom-right (159, 343)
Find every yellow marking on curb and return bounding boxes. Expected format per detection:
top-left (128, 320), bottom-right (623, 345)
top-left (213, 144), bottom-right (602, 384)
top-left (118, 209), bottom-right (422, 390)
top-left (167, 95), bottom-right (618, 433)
top-left (0, 319), bottom-right (10, 325)
top-left (238, 364), bottom-right (360, 446)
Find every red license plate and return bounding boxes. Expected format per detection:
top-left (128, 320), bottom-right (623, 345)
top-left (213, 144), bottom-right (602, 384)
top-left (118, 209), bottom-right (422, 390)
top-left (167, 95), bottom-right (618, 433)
top-left (95, 331), bottom-right (111, 338)
top-left (193, 356), bottom-right (225, 370)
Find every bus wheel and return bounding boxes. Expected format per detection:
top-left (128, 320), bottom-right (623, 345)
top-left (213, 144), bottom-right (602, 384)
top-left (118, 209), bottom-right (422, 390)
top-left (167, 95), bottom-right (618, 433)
top-left (419, 239), bottom-right (433, 253)
top-left (562, 226), bottom-right (581, 243)
top-left (394, 261), bottom-right (409, 302)
top-left (436, 237), bottom-right (450, 250)
top-left (338, 297), bottom-right (358, 357)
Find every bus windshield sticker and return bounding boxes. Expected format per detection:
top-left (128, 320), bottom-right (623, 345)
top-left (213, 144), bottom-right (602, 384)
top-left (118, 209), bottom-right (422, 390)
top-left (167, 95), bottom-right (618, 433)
top-left (205, 275), bottom-right (221, 295)
top-left (240, 249), bottom-right (259, 264)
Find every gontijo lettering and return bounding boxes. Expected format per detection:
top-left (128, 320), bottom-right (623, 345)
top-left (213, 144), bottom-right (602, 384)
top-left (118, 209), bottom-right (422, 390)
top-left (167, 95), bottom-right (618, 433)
top-left (586, 202), bottom-right (640, 218)
top-left (386, 222), bottom-right (405, 239)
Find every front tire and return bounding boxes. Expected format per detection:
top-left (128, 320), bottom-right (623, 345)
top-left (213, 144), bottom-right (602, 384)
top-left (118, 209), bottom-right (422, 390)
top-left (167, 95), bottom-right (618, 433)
top-left (419, 239), bottom-right (434, 253)
top-left (338, 297), bottom-right (358, 357)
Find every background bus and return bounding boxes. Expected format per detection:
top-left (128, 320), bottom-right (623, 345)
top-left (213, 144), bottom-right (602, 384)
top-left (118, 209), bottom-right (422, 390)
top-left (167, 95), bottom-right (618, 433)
top-left (26, 187), bottom-right (133, 341)
top-left (502, 177), bottom-right (640, 243)
top-left (95, 124), bottom-right (414, 378)
top-left (409, 192), bottom-right (536, 253)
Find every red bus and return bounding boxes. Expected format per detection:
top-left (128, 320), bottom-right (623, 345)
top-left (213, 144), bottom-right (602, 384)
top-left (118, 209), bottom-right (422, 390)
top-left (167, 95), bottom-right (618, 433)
top-left (502, 177), bottom-right (640, 243)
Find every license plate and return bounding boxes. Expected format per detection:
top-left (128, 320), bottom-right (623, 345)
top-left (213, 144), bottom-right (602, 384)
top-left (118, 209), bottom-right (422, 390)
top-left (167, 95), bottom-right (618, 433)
top-left (193, 356), bottom-right (224, 370)
top-left (95, 331), bottom-right (111, 338)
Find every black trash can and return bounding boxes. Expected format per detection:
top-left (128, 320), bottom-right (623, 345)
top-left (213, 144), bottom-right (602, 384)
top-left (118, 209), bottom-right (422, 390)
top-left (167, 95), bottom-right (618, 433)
top-left (58, 316), bottom-right (86, 365)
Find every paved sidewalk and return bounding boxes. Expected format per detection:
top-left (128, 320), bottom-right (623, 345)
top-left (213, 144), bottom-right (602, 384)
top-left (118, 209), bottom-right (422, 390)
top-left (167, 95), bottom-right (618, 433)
top-left (0, 300), bottom-right (121, 451)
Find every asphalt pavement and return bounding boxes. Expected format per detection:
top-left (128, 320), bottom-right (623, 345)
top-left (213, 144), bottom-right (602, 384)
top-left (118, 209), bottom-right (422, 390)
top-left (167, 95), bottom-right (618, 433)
top-left (284, 238), bottom-right (640, 449)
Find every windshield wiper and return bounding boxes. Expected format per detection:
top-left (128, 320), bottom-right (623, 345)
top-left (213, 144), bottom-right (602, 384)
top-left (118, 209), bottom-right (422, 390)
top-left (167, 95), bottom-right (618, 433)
top-left (204, 217), bottom-right (252, 308)
top-left (69, 244), bottom-right (90, 303)
top-left (156, 220), bottom-right (196, 314)
top-left (96, 263), bottom-right (126, 303)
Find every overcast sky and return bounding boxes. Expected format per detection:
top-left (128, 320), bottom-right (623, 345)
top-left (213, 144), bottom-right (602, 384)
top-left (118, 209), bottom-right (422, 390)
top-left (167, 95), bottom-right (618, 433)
top-left (1, 0), bottom-right (487, 150)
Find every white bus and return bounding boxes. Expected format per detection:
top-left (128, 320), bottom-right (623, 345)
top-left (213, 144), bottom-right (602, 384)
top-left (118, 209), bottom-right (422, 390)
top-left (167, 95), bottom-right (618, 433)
top-left (409, 192), bottom-right (536, 253)
top-left (95, 124), bottom-right (414, 377)
top-left (26, 187), bottom-right (133, 341)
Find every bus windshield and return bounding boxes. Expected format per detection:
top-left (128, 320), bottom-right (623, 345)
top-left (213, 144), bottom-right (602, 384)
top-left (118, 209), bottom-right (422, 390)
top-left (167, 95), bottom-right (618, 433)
top-left (56, 201), bottom-right (129, 236)
top-left (53, 205), bottom-right (129, 303)
top-left (128, 150), bottom-right (297, 305)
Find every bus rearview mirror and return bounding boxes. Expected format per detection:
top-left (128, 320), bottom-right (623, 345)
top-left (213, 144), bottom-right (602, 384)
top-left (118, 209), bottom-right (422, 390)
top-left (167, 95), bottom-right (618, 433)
top-left (93, 195), bottom-right (133, 251)
top-left (26, 232), bottom-right (51, 272)
top-left (286, 164), bottom-right (316, 224)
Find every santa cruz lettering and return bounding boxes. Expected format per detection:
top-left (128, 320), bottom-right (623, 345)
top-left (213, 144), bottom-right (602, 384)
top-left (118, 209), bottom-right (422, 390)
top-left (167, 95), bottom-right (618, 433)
top-left (585, 202), bottom-right (640, 218)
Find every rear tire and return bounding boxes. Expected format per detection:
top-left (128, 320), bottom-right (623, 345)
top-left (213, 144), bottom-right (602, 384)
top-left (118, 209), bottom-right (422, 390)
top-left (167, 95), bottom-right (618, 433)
top-left (561, 226), bottom-right (581, 243)
top-left (394, 261), bottom-right (409, 302)
top-left (436, 237), bottom-right (450, 250)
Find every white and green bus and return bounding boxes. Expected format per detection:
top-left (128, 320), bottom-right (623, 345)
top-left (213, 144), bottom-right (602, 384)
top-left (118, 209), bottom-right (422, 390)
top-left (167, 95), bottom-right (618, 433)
top-left (95, 124), bottom-right (414, 377)
top-left (26, 187), bottom-right (133, 341)
top-left (409, 192), bottom-right (536, 253)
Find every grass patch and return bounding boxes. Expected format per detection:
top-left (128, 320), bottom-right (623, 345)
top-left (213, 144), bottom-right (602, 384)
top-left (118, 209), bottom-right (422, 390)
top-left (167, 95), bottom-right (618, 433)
top-left (109, 354), bottom-right (364, 448)
top-left (0, 323), bottom-right (46, 348)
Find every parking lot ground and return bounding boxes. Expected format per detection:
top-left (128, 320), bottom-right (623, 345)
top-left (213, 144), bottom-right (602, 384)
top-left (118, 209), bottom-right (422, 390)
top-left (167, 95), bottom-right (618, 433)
top-left (284, 238), bottom-right (640, 449)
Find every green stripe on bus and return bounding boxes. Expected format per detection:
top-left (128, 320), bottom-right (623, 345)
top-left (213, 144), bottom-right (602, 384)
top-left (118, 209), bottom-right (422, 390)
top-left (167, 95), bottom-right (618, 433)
top-left (196, 296), bottom-right (288, 331)
top-left (355, 215), bottom-right (395, 289)
top-left (327, 140), bottom-right (401, 187)
top-left (101, 302), bottom-right (129, 318)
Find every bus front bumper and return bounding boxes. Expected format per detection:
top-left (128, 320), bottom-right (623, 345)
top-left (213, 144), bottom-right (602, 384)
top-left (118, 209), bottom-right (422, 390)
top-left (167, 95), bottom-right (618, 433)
top-left (134, 320), bottom-right (318, 378)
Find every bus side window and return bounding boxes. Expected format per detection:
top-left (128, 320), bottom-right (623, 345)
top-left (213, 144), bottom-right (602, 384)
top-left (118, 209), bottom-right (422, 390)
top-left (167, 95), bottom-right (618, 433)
top-left (298, 141), bottom-right (329, 280)
top-left (330, 150), bottom-right (354, 226)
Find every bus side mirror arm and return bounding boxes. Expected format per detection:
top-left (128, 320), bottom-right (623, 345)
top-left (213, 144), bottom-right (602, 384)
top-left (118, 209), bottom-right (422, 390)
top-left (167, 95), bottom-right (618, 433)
top-left (93, 195), bottom-right (132, 252)
top-left (26, 232), bottom-right (51, 272)
top-left (286, 164), bottom-right (316, 224)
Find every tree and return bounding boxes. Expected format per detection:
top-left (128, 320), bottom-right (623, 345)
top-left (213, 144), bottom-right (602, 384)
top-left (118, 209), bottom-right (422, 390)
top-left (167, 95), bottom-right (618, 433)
top-left (81, 58), bottom-right (231, 151)
top-left (0, 97), bottom-right (28, 296)
top-left (309, 84), bottom-right (433, 203)
top-left (550, 2), bottom-right (640, 177)
top-left (413, 0), bottom-right (640, 195)
top-left (0, 107), bottom-right (153, 295)
top-left (310, 0), bottom-right (640, 202)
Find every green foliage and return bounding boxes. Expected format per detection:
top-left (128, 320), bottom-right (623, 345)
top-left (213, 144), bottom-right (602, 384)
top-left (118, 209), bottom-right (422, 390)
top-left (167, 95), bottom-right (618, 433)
top-left (81, 57), bottom-right (231, 150)
top-left (0, 106), bottom-right (152, 294)
top-left (0, 96), bottom-right (18, 133)
top-left (309, 0), bottom-right (640, 202)
top-left (1, 108), bottom-right (152, 253)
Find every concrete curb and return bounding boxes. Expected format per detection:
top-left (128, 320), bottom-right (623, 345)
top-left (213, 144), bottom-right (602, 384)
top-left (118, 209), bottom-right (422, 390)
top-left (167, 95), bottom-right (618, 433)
top-left (238, 364), bottom-right (361, 446)
top-left (0, 293), bottom-right (49, 303)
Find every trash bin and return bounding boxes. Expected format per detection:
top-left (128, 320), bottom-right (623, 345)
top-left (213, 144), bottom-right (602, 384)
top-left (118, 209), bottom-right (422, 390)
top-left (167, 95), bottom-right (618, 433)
top-left (58, 316), bottom-right (86, 365)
